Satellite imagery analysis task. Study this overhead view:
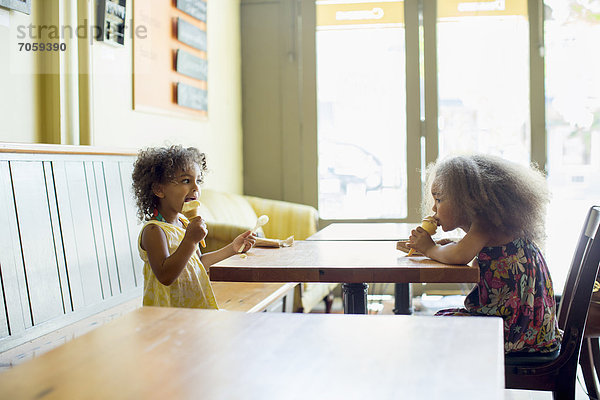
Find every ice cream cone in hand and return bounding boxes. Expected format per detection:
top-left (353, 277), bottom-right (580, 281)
top-left (182, 200), bottom-right (206, 248)
top-left (407, 216), bottom-right (437, 256)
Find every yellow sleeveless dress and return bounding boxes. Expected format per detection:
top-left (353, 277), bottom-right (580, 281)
top-left (138, 218), bottom-right (218, 309)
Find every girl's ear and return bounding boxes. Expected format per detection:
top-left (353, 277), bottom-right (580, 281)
top-left (152, 183), bottom-right (165, 199)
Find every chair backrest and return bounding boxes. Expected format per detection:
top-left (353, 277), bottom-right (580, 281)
top-left (505, 206), bottom-right (600, 396)
top-left (556, 206), bottom-right (600, 359)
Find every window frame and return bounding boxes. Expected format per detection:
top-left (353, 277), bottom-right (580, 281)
top-left (311, 0), bottom-right (547, 225)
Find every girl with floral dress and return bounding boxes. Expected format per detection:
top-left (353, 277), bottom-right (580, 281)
top-left (407, 154), bottom-right (562, 354)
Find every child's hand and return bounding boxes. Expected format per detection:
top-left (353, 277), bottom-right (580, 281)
top-left (184, 216), bottom-right (208, 245)
top-left (398, 238), bottom-right (454, 254)
top-left (233, 230), bottom-right (257, 253)
top-left (407, 227), bottom-right (436, 255)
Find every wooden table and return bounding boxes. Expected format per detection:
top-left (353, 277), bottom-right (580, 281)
top-left (210, 240), bottom-right (478, 314)
top-left (307, 223), bottom-right (465, 314)
top-left (0, 307), bottom-right (505, 399)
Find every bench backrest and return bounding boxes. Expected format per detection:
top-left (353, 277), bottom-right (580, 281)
top-left (0, 145), bottom-right (143, 352)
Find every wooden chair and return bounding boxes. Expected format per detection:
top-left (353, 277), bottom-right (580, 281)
top-left (505, 205), bottom-right (600, 399)
top-left (578, 278), bottom-right (600, 398)
top-left (580, 337), bottom-right (600, 398)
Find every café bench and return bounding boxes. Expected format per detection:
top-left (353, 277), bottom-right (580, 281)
top-left (0, 144), bottom-right (297, 370)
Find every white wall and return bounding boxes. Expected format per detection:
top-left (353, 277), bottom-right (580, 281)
top-left (0, 1), bottom-right (243, 193)
top-left (0, 8), bottom-right (38, 143)
top-left (91, 0), bottom-right (243, 192)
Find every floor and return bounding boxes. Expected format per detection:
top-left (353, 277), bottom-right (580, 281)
top-left (310, 293), bottom-right (594, 400)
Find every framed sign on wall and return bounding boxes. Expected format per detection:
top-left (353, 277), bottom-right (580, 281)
top-left (133, 0), bottom-right (208, 119)
top-left (97, 0), bottom-right (127, 46)
top-left (0, 0), bottom-right (31, 14)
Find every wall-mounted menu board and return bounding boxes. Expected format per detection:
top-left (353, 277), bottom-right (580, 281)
top-left (133, 0), bottom-right (208, 118)
top-left (177, 0), bottom-right (206, 22)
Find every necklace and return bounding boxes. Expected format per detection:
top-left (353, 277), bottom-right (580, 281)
top-left (156, 212), bottom-right (166, 222)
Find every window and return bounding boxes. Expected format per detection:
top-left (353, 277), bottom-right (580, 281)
top-left (437, 1), bottom-right (530, 163)
top-left (316, 1), bottom-right (408, 219)
top-left (316, 0), bottom-right (532, 221)
top-left (544, 0), bottom-right (600, 288)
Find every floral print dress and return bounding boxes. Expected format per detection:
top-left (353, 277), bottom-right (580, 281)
top-left (435, 238), bottom-right (562, 354)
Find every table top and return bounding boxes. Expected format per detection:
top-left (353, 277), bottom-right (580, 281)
top-left (308, 222), bottom-right (464, 241)
top-left (0, 307), bottom-right (505, 400)
top-left (210, 240), bottom-right (479, 284)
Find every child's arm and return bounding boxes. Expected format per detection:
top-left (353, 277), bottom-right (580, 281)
top-left (397, 238), bottom-right (457, 254)
top-left (200, 230), bottom-right (256, 269)
top-left (141, 218), bottom-right (207, 286)
top-left (408, 222), bottom-right (489, 265)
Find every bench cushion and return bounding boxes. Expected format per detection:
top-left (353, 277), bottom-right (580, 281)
top-left (199, 190), bottom-right (263, 252)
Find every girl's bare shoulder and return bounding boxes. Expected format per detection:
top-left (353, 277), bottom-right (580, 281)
top-left (140, 222), bottom-right (167, 251)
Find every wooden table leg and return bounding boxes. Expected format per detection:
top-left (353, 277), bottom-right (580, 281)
top-left (342, 283), bottom-right (368, 314)
top-left (393, 283), bottom-right (413, 315)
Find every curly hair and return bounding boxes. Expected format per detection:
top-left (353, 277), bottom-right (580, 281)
top-left (131, 145), bottom-right (208, 221)
top-left (422, 154), bottom-right (550, 244)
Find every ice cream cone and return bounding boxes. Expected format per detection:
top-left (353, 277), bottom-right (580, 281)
top-left (407, 216), bottom-right (437, 256)
top-left (182, 200), bottom-right (206, 248)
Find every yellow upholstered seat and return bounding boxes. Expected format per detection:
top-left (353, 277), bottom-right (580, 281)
top-left (197, 190), bottom-right (264, 252)
top-left (244, 195), bottom-right (318, 241)
top-left (198, 189), bottom-right (337, 312)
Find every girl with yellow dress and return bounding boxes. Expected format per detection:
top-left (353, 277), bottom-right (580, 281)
top-left (131, 145), bottom-right (256, 309)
